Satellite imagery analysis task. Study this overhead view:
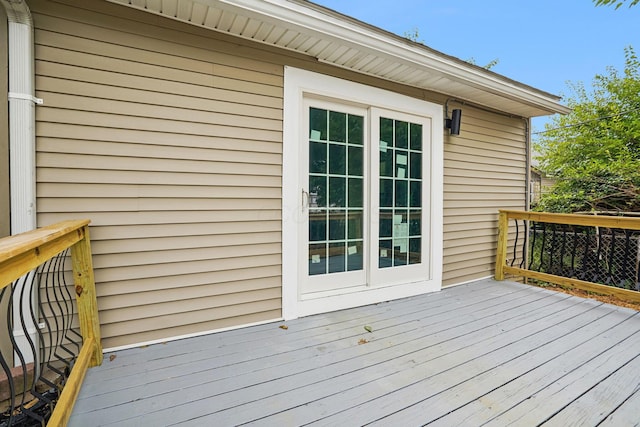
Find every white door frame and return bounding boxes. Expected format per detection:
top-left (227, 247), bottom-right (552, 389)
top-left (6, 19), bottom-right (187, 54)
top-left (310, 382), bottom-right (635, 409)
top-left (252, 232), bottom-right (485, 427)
top-left (282, 66), bottom-right (443, 320)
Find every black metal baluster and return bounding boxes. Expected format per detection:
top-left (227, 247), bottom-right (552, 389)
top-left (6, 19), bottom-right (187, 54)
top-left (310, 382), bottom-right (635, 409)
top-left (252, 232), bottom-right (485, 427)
top-left (29, 265), bottom-right (49, 408)
top-left (511, 219), bottom-right (520, 267)
top-left (36, 260), bottom-right (55, 391)
top-left (43, 255), bottom-right (67, 385)
top-left (25, 259), bottom-right (54, 417)
top-left (18, 270), bottom-right (41, 424)
top-left (7, 272), bottom-right (43, 426)
top-left (50, 251), bottom-right (74, 370)
top-left (53, 251), bottom-right (77, 387)
top-left (520, 219), bottom-right (528, 269)
top-left (57, 250), bottom-right (81, 355)
top-left (594, 226), bottom-right (605, 283)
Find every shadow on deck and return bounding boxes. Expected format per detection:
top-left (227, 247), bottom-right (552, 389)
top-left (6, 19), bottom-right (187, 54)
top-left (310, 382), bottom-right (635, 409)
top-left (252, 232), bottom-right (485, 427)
top-left (70, 279), bottom-right (640, 426)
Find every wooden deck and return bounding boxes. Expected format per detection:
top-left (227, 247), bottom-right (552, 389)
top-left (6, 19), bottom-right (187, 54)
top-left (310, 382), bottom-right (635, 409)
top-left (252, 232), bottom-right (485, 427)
top-left (69, 279), bottom-right (640, 426)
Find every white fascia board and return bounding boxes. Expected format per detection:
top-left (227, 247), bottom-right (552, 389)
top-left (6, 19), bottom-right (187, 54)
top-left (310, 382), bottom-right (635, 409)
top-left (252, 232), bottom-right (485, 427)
top-left (213, 0), bottom-right (570, 115)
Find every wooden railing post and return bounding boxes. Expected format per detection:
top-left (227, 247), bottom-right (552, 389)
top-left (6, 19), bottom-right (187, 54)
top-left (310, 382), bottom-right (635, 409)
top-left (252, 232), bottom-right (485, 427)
top-left (495, 210), bottom-right (509, 280)
top-left (70, 225), bottom-right (102, 367)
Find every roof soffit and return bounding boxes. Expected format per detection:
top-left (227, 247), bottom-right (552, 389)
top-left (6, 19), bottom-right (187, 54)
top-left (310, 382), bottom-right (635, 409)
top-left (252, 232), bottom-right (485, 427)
top-left (105, 0), bottom-right (571, 117)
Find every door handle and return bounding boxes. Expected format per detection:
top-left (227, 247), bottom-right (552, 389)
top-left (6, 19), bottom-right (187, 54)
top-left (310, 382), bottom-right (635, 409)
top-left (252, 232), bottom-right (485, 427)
top-left (301, 188), bottom-right (309, 212)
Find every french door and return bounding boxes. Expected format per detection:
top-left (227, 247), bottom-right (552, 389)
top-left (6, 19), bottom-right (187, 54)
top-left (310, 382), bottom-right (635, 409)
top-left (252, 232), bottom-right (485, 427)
top-left (301, 99), bottom-right (431, 296)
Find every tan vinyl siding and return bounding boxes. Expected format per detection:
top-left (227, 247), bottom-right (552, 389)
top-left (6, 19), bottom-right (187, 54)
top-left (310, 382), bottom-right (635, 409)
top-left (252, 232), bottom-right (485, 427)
top-left (442, 107), bottom-right (527, 286)
top-left (31, 0), bottom-right (283, 349)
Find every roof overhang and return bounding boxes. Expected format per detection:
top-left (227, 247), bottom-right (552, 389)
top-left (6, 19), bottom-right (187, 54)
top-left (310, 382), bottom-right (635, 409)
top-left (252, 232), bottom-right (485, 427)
top-left (106, 0), bottom-right (571, 118)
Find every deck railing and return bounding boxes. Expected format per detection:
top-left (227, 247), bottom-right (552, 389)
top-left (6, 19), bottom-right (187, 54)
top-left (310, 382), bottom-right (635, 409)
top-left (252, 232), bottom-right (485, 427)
top-left (0, 220), bottom-right (101, 426)
top-left (496, 210), bottom-right (640, 302)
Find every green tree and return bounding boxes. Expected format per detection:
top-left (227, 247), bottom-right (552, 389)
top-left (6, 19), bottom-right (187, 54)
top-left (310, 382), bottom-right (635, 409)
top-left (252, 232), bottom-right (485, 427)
top-left (594, 0), bottom-right (639, 8)
top-left (535, 46), bottom-right (640, 213)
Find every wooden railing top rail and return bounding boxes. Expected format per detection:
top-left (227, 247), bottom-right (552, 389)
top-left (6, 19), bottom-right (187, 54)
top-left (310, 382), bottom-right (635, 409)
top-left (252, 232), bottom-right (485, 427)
top-left (0, 220), bottom-right (90, 289)
top-left (499, 210), bottom-right (640, 231)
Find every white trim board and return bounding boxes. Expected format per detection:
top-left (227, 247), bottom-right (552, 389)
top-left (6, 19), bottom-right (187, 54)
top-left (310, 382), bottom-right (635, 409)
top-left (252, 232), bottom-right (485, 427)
top-left (282, 66), bottom-right (443, 320)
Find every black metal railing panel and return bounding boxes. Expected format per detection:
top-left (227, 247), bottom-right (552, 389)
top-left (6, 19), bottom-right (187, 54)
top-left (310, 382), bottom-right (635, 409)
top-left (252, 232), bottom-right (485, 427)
top-left (1, 249), bottom-right (82, 427)
top-left (509, 219), bottom-right (640, 291)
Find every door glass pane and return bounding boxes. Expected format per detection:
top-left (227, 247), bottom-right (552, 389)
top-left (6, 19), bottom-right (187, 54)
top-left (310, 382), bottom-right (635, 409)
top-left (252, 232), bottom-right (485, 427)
top-left (410, 123), bottom-right (422, 150)
top-left (329, 177), bottom-right (346, 207)
top-left (409, 238), bottom-right (421, 265)
top-left (329, 111), bottom-right (346, 142)
top-left (309, 108), bottom-right (327, 141)
top-left (380, 179), bottom-right (393, 207)
top-left (310, 142), bottom-right (326, 174)
top-left (395, 180), bottom-right (408, 207)
top-left (348, 146), bottom-right (363, 176)
top-left (309, 211), bottom-right (326, 242)
top-left (379, 239), bottom-right (392, 268)
top-left (347, 211), bottom-right (363, 239)
top-left (309, 107), bottom-right (364, 277)
top-left (348, 115), bottom-right (363, 145)
top-left (347, 240), bottom-right (363, 271)
top-left (380, 148), bottom-right (393, 177)
top-left (409, 210), bottom-right (421, 235)
top-left (329, 143), bottom-right (346, 175)
top-left (393, 238), bottom-right (408, 266)
top-left (329, 210), bottom-right (346, 240)
top-left (410, 152), bottom-right (421, 179)
top-left (379, 209), bottom-right (393, 238)
top-left (309, 175), bottom-right (326, 208)
top-left (379, 116), bottom-right (423, 269)
top-left (328, 242), bottom-right (346, 273)
top-left (395, 120), bottom-right (408, 149)
top-left (348, 178), bottom-right (363, 208)
top-left (410, 181), bottom-right (421, 207)
top-left (309, 243), bottom-right (326, 275)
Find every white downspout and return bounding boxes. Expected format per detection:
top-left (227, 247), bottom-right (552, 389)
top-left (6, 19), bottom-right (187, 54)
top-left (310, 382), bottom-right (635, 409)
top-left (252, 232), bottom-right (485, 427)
top-left (2, 0), bottom-right (40, 235)
top-left (1, 0), bottom-right (41, 365)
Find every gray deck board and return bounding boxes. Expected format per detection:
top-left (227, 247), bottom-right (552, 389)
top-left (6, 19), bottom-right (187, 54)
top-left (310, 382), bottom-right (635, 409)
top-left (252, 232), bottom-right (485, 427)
top-left (69, 279), bottom-right (640, 426)
top-left (598, 387), bottom-right (640, 426)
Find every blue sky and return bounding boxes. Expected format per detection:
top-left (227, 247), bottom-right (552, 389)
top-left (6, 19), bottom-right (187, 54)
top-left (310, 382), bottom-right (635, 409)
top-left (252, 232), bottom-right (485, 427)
top-left (313, 0), bottom-right (640, 137)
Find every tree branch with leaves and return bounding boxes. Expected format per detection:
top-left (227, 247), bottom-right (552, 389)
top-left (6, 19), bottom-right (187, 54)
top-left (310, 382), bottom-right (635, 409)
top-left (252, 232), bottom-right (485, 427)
top-left (535, 46), bottom-right (640, 213)
top-left (594, 0), bottom-right (639, 8)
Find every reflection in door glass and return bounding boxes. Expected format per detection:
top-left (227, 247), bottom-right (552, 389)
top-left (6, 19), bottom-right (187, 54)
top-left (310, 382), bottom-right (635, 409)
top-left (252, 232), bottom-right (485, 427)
top-left (309, 108), bottom-right (364, 276)
top-left (379, 118), bottom-right (423, 268)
